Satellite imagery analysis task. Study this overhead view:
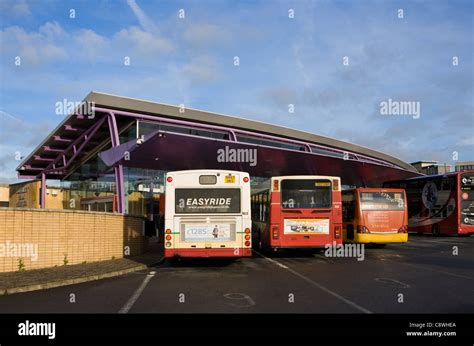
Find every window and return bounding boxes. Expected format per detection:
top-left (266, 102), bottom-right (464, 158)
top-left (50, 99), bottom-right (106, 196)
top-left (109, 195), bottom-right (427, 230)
top-left (281, 179), bottom-right (332, 209)
top-left (442, 178), bottom-right (452, 191)
top-left (237, 135), bottom-right (305, 151)
top-left (138, 120), bottom-right (229, 140)
top-left (359, 192), bottom-right (405, 211)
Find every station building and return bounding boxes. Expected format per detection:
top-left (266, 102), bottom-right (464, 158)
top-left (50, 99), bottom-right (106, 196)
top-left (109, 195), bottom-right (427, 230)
top-left (0, 92), bottom-right (421, 272)
top-left (16, 92), bottom-right (419, 217)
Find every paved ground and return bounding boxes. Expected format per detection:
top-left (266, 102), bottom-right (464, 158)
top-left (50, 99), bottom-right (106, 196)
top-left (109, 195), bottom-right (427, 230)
top-left (0, 234), bottom-right (472, 313)
top-left (0, 241), bottom-right (163, 295)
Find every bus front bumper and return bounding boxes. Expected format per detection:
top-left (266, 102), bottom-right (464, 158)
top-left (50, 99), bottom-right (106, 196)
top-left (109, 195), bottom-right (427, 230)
top-left (165, 248), bottom-right (252, 258)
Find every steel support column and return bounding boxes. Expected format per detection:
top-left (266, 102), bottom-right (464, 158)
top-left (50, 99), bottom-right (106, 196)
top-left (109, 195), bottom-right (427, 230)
top-left (40, 172), bottom-right (46, 208)
top-left (107, 113), bottom-right (126, 214)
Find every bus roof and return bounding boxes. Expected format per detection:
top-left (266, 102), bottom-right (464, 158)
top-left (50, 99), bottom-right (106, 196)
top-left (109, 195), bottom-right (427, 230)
top-left (166, 169), bottom-right (249, 176)
top-left (271, 175), bottom-right (341, 181)
top-left (343, 187), bottom-right (406, 192)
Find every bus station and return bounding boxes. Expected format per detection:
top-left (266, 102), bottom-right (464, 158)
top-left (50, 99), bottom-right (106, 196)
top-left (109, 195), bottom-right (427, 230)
top-left (4, 91), bottom-right (472, 272)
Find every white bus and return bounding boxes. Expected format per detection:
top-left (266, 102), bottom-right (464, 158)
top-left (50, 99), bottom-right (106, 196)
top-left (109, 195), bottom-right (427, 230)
top-left (164, 170), bottom-right (252, 258)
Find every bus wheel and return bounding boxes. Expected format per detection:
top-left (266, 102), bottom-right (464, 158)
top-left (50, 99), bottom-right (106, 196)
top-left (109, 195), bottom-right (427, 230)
top-left (432, 224), bottom-right (441, 236)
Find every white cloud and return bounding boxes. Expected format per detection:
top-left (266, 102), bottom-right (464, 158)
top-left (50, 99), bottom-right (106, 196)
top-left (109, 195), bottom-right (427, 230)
top-left (74, 29), bottom-right (108, 60)
top-left (113, 26), bottom-right (174, 56)
top-left (126, 0), bottom-right (158, 33)
top-left (182, 23), bottom-right (230, 46)
top-left (182, 56), bottom-right (219, 85)
top-left (0, 22), bottom-right (68, 65)
top-left (456, 137), bottom-right (474, 147)
top-left (1, 0), bottom-right (31, 18)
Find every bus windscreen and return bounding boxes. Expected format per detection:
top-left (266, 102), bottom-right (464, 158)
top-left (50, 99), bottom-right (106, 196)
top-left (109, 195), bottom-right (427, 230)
top-left (281, 179), bottom-right (331, 209)
top-left (360, 192), bottom-right (405, 210)
top-left (175, 188), bottom-right (241, 214)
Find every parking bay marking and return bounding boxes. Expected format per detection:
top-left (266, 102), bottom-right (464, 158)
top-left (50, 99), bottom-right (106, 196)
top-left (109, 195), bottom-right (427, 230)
top-left (119, 271), bottom-right (156, 313)
top-left (383, 259), bottom-right (473, 281)
top-left (254, 250), bottom-right (372, 314)
top-left (374, 278), bottom-right (410, 288)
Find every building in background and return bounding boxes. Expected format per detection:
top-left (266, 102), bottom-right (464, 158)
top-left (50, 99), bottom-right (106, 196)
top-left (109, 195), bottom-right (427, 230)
top-left (455, 161), bottom-right (474, 172)
top-left (411, 161), bottom-right (452, 175)
top-left (0, 184), bottom-right (9, 207)
top-left (9, 180), bottom-right (65, 209)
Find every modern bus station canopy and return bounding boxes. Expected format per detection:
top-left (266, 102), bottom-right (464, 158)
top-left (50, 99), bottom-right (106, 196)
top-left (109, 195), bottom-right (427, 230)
top-left (17, 92), bottom-right (420, 212)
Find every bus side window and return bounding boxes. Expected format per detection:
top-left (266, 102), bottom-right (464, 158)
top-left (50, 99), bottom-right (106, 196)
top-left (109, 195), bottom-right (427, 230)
top-left (251, 195), bottom-right (256, 220)
top-left (263, 193), bottom-right (269, 222)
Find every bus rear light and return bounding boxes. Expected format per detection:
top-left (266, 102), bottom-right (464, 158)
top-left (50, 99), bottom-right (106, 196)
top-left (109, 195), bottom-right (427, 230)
top-left (357, 225), bottom-right (369, 233)
top-left (245, 234), bottom-right (251, 240)
top-left (334, 225), bottom-right (342, 239)
top-left (398, 225), bottom-right (408, 233)
top-left (243, 177), bottom-right (249, 183)
top-left (272, 226), bottom-right (279, 240)
top-left (244, 228), bottom-right (251, 233)
top-left (245, 241), bottom-right (251, 247)
top-left (165, 242), bottom-right (172, 247)
top-left (165, 235), bottom-right (172, 241)
top-left (166, 176), bottom-right (173, 183)
top-left (165, 229), bottom-right (171, 234)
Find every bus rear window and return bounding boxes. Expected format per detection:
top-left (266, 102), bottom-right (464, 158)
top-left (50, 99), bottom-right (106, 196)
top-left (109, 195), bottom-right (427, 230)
top-left (281, 179), bottom-right (331, 209)
top-left (360, 192), bottom-right (405, 210)
top-left (175, 188), bottom-right (241, 214)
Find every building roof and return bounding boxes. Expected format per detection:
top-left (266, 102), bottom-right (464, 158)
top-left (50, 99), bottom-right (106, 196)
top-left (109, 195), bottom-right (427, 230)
top-left (17, 91), bottom-right (418, 181)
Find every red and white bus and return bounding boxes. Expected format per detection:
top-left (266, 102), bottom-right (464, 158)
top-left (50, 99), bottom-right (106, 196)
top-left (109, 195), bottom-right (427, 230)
top-left (251, 176), bottom-right (343, 252)
top-left (383, 170), bottom-right (474, 236)
top-left (164, 170), bottom-right (252, 258)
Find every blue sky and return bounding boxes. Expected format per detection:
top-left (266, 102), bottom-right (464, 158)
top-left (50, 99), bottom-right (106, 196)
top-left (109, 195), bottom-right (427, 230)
top-left (0, 0), bottom-right (472, 182)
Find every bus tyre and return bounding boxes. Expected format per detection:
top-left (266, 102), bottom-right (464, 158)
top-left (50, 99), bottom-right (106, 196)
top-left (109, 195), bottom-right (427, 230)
top-left (432, 224), bottom-right (441, 236)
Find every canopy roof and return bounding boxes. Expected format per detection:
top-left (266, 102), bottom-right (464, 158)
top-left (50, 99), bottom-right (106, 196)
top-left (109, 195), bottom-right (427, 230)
top-left (17, 91), bottom-right (419, 186)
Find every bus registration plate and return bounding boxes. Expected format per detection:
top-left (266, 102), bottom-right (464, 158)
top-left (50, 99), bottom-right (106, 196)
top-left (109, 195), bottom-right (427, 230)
top-left (184, 223), bottom-right (232, 241)
top-left (284, 219), bottom-right (329, 234)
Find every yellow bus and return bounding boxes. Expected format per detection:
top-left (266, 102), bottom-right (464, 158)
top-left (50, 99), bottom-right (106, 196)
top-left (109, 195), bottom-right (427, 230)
top-left (342, 188), bottom-right (408, 244)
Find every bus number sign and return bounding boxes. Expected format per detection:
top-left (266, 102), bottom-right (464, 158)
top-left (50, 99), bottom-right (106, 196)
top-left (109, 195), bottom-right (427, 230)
top-left (225, 175), bottom-right (236, 184)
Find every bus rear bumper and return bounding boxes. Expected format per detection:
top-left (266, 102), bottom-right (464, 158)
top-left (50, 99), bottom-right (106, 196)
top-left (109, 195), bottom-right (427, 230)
top-left (459, 225), bottom-right (474, 235)
top-left (270, 244), bottom-right (341, 250)
top-left (165, 248), bottom-right (252, 258)
top-left (351, 233), bottom-right (408, 244)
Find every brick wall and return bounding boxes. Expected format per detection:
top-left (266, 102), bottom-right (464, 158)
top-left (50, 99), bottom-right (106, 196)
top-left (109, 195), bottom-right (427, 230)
top-left (0, 208), bottom-right (148, 273)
